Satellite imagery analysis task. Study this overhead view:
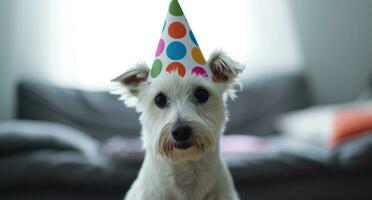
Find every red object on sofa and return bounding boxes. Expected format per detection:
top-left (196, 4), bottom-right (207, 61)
top-left (330, 109), bottom-right (372, 147)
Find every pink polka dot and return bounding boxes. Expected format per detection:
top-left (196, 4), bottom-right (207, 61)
top-left (191, 66), bottom-right (208, 78)
top-left (155, 39), bottom-right (165, 57)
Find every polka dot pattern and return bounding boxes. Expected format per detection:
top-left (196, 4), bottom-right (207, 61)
top-left (166, 41), bottom-right (186, 60)
top-left (191, 47), bottom-right (206, 65)
top-left (166, 62), bottom-right (186, 77)
top-left (190, 31), bottom-right (198, 46)
top-left (162, 21), bottom-right (166, 32)
top-left (168, 22), bottom-right (186, 39)
top-left (155, 39), bottom-right (165, 57)
top-left (169, 0), bottom-right (184, 16)
top-left (192, 66), bottom-right (208, 78)
top-left (150, 0), bottom-right (212, 82)
top-left (151, 59), bottom-right (162, 78)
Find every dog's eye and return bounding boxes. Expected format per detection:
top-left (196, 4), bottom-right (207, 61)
top-left (194, 87), bottom-right (209, 103)
top-left (155, 93), bottom-right (167, 108)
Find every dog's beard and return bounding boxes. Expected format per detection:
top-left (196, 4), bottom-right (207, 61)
top-left (156, 122), bottom-right (215, 162)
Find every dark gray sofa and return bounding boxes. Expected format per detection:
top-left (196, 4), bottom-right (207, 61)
top-left (16, 70), bottom-right (312, 139)
top-left (1, 71), bottom-right (372, 200)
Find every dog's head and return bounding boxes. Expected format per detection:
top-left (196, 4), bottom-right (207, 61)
top-left (112, 51), bottom-right (244, 162)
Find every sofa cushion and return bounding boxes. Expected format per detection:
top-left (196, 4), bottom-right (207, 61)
top-left (0, 120), bottom-right (98, 157)
top-left (0, 120), bottom-right (131, 191)
top-left (17, 71), bottom-right (311, 139)
top-left (277, 100), bottom-right (372, 146)
top-left (17, 81), bottom-right (141, 140)
top-left (226, 71), bottom-right (312, 135)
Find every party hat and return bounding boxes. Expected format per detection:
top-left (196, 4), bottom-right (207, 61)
top-left (150, 0), bottom-right (213, 82)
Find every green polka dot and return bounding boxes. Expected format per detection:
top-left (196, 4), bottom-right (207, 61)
top-left (169, 0), bottom-right (183, 16)
top-left (151, 59), bottom-right (162, 78)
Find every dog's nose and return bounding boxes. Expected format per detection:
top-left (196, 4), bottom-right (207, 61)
top-left (172, 124), bottom-right (192, 142)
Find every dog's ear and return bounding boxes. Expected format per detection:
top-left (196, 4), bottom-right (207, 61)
top-left (207, 50), bottom-right (244, 84)
top-left (111, 62), bottom-right (150, 105)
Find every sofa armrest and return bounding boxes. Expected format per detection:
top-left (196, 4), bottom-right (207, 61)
top-left (226, 70), bottom-right (313, 136)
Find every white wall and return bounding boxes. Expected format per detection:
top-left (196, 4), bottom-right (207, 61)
top-left (0, 0), bottom-right (14, 120)
top-left (289, 0), bottom-right (372, 104)
top-left (0, 0), bottom-right (55, 120)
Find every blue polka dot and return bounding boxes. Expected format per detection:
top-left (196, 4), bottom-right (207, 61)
top-left (166, 41), bottom-right (186, 60)
top-left (190, 30), bottom-right (198, 46)
top-left (162, 21), bottom-right (166, 32)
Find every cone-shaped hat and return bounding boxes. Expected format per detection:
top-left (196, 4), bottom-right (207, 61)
top-left (150, 0), bottom-right (212, 82)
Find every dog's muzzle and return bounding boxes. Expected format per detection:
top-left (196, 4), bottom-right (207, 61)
top-left (172, 124), bottom-right (193, 149)
top-left (157, 121), bottom-right (215, 161)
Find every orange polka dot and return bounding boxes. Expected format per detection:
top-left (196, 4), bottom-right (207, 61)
top-left (166, 62), bottom-right (186, 77)
top-left (191, 47), bottom-right (206, 65)
top-left (168, 22), bottom-right (186, 39)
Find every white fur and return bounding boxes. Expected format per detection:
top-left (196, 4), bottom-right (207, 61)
top-left (112, 51), bottom-right (244, 200)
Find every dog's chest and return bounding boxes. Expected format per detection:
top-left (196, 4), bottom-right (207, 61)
top-left (169, 163), bottom-right (215, 199)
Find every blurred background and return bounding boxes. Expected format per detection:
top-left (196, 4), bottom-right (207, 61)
top-left (0, 0), bottom-right (372, 200)
top-left (1, 0), bottom-right (371, 120)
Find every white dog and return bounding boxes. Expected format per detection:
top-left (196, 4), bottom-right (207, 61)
top-left (113, 50), bottom-right (244, 200)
